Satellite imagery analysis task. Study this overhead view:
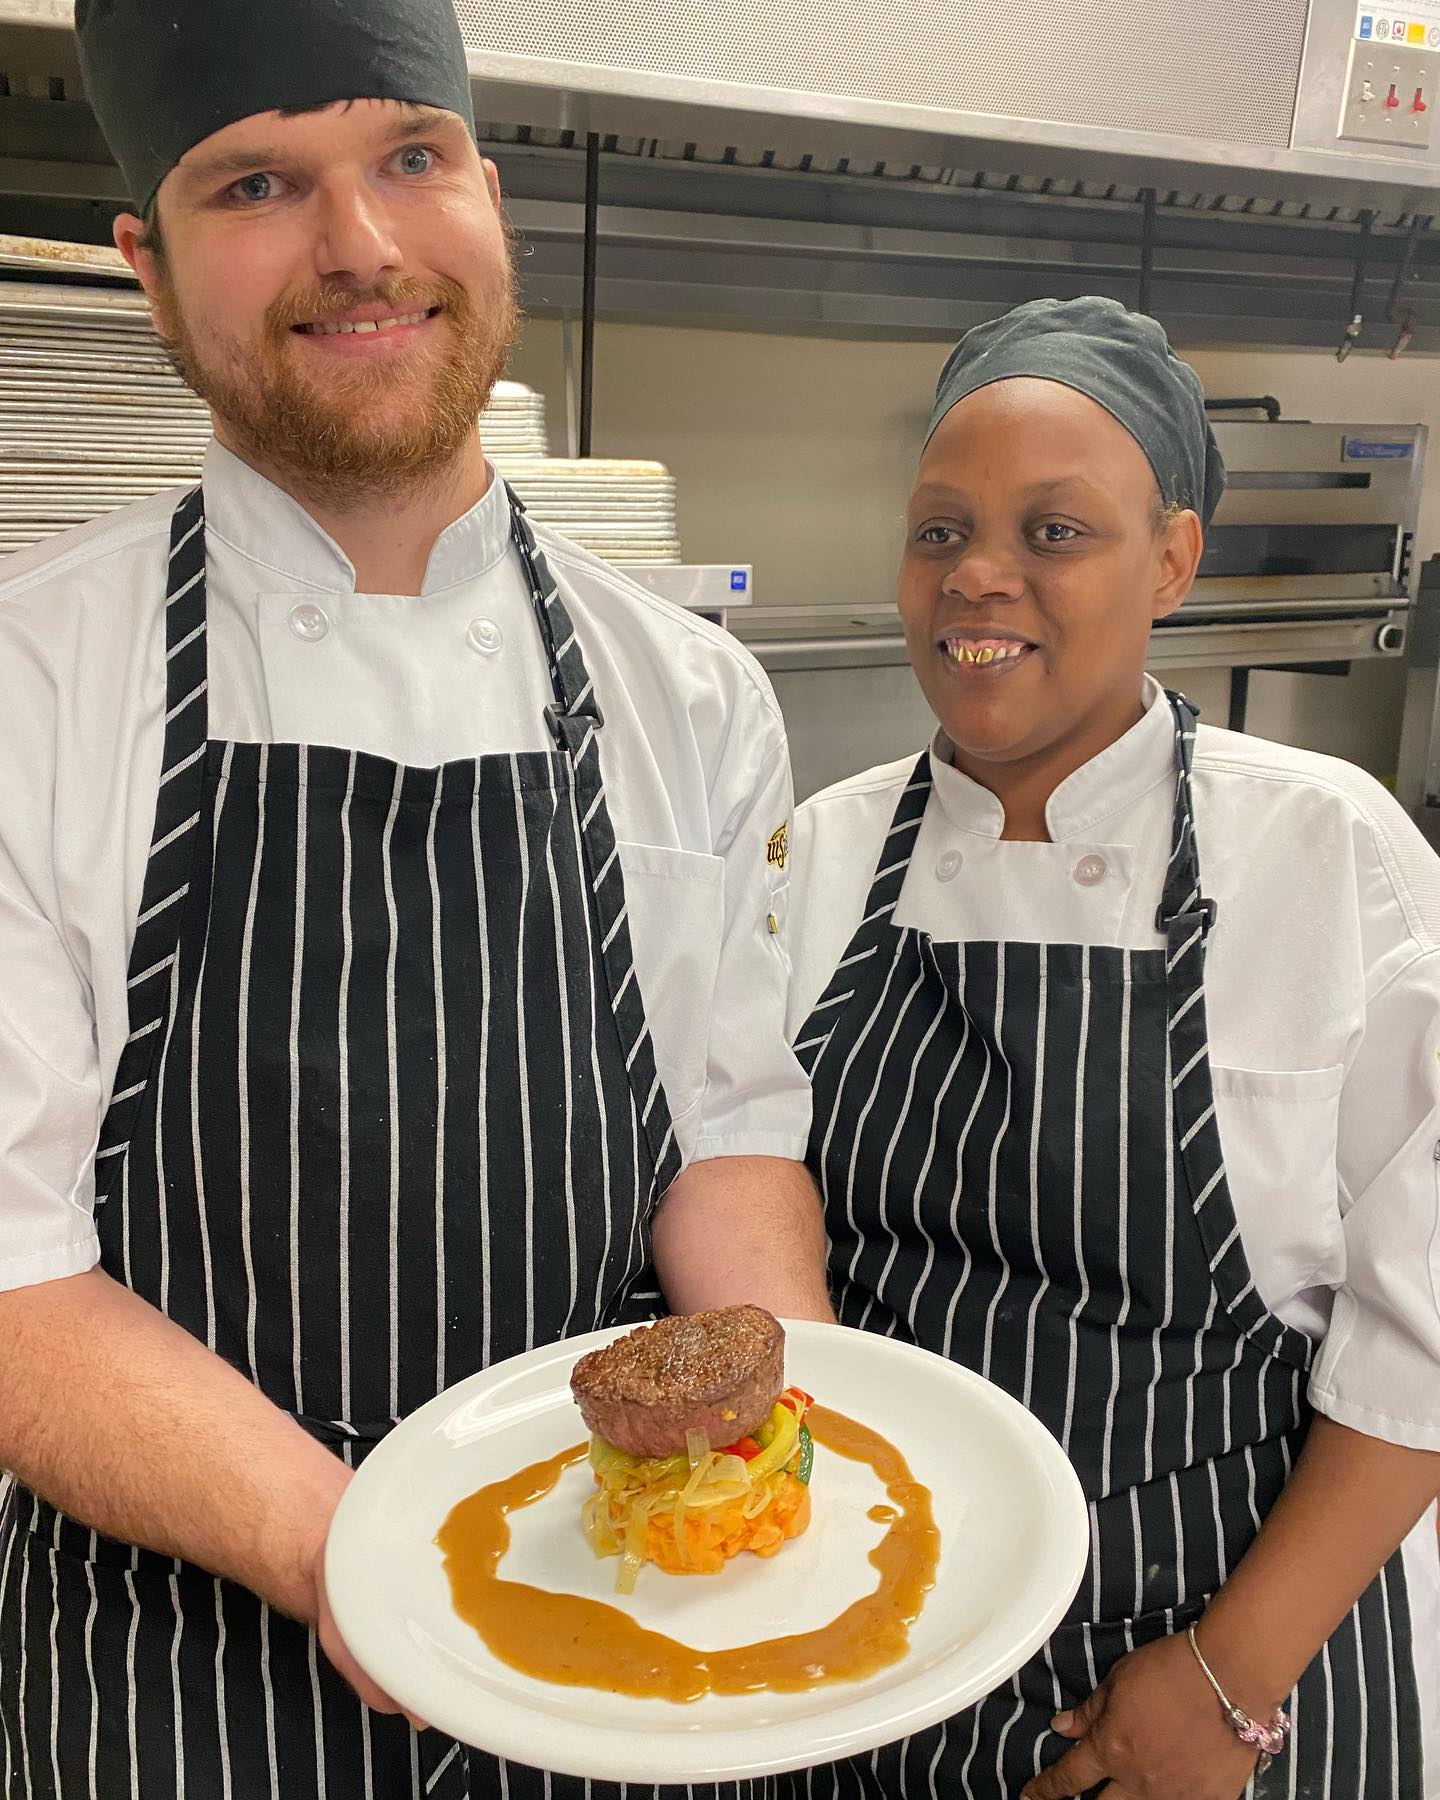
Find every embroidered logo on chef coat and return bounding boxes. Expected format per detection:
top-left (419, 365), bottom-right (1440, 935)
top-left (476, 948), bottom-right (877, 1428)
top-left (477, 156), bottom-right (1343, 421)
top-left (767, 822), bottom-right (789, 871)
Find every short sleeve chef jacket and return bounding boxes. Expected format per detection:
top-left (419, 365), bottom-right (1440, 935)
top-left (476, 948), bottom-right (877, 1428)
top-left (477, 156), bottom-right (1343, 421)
top-left (0, 441), bottom-right (810, 1294)
top-left (788, 677), bottom-right (1440, 1766)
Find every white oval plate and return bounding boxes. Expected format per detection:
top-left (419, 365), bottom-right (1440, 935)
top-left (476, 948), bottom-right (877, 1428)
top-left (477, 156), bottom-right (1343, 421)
top-left (325, 1320), bottom-right (1088, 1784)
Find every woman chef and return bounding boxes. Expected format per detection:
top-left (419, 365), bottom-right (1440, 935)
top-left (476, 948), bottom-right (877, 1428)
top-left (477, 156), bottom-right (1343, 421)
top-left (785, 297), bottom-right (1440, 1798)
top-left (0, 0), bottom-right (830, 1793)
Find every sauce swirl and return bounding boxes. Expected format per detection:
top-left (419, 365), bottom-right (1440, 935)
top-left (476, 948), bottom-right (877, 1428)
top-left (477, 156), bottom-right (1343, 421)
top-left (435, 1402), bottom-right (940, 1700)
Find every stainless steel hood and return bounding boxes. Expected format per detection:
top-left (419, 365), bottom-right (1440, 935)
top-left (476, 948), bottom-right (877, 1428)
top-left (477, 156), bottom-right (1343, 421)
top-left (9, 0), bottom-right (1440, 351)
top-left (6, 0), bottom-right (1440, 214)
top-left (448, 0), bottom-right (1440, 213)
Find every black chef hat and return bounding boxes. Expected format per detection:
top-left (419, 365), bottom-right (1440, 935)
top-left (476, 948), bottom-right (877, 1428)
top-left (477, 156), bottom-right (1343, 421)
top-left (927, 296), bottom-right (1226, 528)
top-left (75, 0), bottom-right (477, 215)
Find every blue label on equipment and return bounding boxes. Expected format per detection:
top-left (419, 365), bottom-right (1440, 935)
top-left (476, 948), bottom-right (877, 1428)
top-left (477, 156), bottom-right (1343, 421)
top-left (730, 570), bottom-right (748, 591)
top-left (1343, 437), bottom-right (1413, 460)
top-left (1360, 14), bottom-right (1374, 34)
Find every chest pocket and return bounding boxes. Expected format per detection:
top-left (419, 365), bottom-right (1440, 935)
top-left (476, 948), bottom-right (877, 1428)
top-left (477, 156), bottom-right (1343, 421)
top-left (1209, 1063), bottom-right (1346, 1300)
top-left (616, 842), bottom-right (724, 1153)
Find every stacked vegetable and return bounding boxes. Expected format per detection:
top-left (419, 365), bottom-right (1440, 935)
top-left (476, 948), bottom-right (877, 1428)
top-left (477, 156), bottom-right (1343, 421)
top-left (568, 1306), bottom-right (815, 1594)
top-left (585, 1388), bottom-right (814, 1591)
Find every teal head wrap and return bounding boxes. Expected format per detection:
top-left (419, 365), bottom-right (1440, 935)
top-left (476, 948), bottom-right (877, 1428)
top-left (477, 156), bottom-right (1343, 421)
top-left (927, 296), bottom-right (1226, 527)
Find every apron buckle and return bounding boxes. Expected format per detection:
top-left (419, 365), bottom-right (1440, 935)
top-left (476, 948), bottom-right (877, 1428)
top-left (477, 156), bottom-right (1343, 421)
top-left (1156, 897), bottom-right (1219, 934)
top-left (545, 701), bottom-right (606, 744)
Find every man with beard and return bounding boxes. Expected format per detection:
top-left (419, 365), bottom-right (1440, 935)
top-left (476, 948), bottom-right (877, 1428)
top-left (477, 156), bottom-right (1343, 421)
top-left (0, 0), bottom-right (832, 1794)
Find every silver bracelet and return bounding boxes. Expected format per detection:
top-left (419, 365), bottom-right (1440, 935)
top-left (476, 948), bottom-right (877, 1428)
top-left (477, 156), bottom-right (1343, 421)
top-left (1185, 1625), bottom-right (1292, 1773)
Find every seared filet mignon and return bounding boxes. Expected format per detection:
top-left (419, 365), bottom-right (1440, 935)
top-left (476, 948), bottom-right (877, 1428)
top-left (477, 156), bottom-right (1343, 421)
top-left (570, 1305), bottom-right (785, 1457)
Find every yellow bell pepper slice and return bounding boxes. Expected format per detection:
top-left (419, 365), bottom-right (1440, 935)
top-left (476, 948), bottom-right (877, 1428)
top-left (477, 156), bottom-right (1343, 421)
top-left (744, 1402), bottom-right (800, 1482)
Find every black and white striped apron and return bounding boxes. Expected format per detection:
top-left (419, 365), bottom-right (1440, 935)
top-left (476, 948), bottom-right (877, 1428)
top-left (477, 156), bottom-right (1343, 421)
top-left (0, 485), bottom-right (765, 1800)
top-left (789, 694), bottom-right (1423, 1799)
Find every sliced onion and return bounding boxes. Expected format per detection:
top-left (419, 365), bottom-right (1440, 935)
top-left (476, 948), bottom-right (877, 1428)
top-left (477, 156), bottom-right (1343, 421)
top-left (587, 1421), bottom-right (793, 1590)
top-left (741, 1481), bottom-right (774, 1519)
top-left (616, 1494), bottom-right (659, 1595)
top-left (582, 1488), bottom-right (621, 1557)
top-left (680, 1451), bottom-right (714, 1501)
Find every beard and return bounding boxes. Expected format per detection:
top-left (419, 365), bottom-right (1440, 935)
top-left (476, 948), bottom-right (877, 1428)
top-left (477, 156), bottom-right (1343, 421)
top-left (154, 260), bottom-right (519, 506)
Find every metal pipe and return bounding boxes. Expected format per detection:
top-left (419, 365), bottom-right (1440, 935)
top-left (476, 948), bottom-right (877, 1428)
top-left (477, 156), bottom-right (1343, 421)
top-left (1336, 208), bottom-right (1374, 362)
top-left (579, 132), bottom-right (600, 458)
top-left (1228, 666), bottom-right (1251, 732)
top-left (1204, 396), bottom-right (1282, 421)
top-left (1137, 187), bottom-right (1156, 315)
top-left (561, 314), bottom-right (578, 457)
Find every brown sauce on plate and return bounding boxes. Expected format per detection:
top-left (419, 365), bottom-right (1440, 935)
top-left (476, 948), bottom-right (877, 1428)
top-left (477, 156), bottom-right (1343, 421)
top-left (434, 1402), bottom-right (941, 1701)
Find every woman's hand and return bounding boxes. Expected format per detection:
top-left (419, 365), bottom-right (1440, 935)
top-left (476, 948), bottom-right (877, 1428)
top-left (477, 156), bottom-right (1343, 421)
top-left (1022, 1418), bottom-right (1440, 1799)
top-left (1020, 1633), bottom-right (1263, 1800)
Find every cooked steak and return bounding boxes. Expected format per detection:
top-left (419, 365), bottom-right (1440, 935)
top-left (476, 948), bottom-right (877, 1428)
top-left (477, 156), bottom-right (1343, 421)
top-left (570, 1306), bottom-right (786, 1457)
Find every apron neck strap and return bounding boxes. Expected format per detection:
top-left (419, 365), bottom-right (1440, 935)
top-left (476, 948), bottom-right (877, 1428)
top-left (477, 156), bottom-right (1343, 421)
top-left (1155, 691), bottom-right (1219, 949)
top-left (868, 755), bottom-right (934, 925)
top-left (505, 483), bottom-right (605, 751)
top-left (162, 486), bottom-right (210, 757)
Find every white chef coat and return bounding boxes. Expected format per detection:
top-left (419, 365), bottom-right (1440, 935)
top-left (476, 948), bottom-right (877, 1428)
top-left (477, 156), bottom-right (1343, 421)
top-left (0, 440), bottom-right (810, 1297)
top-left (789, 676), bottom-right (1440, 1776)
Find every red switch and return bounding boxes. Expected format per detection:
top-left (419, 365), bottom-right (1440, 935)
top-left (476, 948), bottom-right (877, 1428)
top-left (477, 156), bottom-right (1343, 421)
top-left (1386, 81), bottom-right (1401, 106)
top-left (1414, 86), bottom-right (1428, 111)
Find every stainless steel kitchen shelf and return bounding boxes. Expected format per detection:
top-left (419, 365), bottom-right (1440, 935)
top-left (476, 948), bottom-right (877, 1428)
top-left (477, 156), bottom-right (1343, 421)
top-left (731, 606), bottom-right (1406, 676)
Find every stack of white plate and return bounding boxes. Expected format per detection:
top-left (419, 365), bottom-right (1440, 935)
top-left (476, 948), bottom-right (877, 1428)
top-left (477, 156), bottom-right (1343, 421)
top-left (1, 280), bottom-right (678, 564)
top-left (480, 380), bottom-right (550, 458)
top-left (0, 284), bottom-right (206, 554)
top-left (493, 457), bottom-right (680, 564)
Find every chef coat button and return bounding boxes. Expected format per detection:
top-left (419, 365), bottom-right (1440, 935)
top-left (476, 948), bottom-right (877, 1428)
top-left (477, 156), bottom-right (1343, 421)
top-left (1073, 854), bottom-right (1108, 887)
top-left (467, 618), bottom-right (503, 655)
top-left (288, 602), bottom-right (330, 642)
top-left (935, 849), bottom-right (963, 882)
